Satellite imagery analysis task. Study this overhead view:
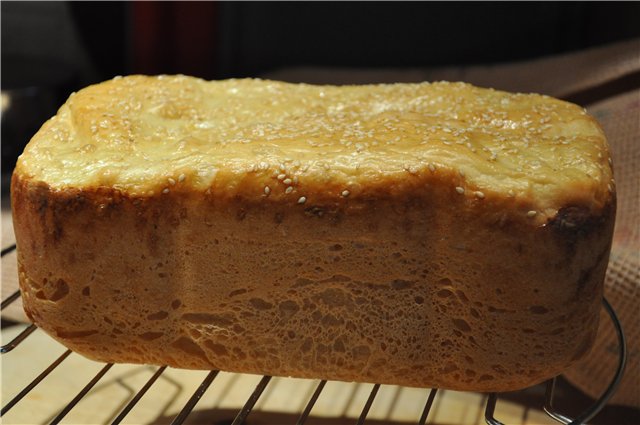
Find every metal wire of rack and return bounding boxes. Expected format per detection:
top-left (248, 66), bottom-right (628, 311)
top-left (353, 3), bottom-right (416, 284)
top-left (0, 244), bottom-right (627, 425)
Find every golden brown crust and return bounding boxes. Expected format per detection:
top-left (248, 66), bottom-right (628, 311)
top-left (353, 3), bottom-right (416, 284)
top-left (12, 166), bottom-right (615, 391)
top-left (16, 76), bottom-right (614, 218)
top-left (12, 76), bottom-right (616, 391)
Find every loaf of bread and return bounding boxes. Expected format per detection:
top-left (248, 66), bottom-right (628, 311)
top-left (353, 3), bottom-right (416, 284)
top-left (12, 76), bottom-right (615, 392)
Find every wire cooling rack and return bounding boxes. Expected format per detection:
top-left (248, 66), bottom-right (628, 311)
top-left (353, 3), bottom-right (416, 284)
top-left (0, 244), bottom-right (627, 425)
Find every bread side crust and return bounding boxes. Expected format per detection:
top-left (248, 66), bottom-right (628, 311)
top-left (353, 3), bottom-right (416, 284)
top-left (12, 169), bottom-right (615, 392)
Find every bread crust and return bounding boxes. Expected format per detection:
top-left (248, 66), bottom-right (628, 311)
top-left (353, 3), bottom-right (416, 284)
top-left (12, 168), bottom-right (614, 392)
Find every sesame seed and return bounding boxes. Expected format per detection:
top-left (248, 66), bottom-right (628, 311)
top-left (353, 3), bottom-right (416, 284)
top-left (285, 186), bottom-right (293, 194)
top-left (428, 163), bottom-right (436, 172)
top-left (178, 173), bottom-right (186, 183)
top-left (279, 163), bottom-right (286, 171)
top-left (527, 210), bottom-right (537, 218)
top-left (297, 196), bottom-right (307, 204)
top-left (264, 186), bottom-right (271, 195)
top-left (283, 178), bottom-right (292, 185)
top-left (162, 188), bottom-right (170, 194)
top-left (292, 176), bottom-right (299, 184)
top-left (277, 174), bottom-right (286, 180)
top-left (455, 186), bottom-right (465, 195)
top-left (474, 191), bottom-right (485, 199)
top-left (342, 190), bottom-right (350, 197)
top-left (168, 178), bottom-right (176, 185)
top-left (508, 190), bottom-right (515, 197)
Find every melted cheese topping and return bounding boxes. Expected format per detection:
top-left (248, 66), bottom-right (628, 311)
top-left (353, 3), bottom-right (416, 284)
top-left (17, 75), bottom-right (613, 213)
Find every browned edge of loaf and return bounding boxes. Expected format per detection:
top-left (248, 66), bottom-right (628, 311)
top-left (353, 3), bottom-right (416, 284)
top-left (11, 169), bottom-right (616, 392)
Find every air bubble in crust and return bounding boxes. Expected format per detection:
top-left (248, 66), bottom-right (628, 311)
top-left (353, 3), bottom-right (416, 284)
top-left (233, 347), bottom-right (247, 360)
top-left (453, 319), bottom-right (471, 332)
top-left (455, 290), bottom-right (469, 302)
top-left (228, 288), bottom-right (247, 297)
top-left (49, 279), bottom-right (70, 301)
top-left (278, 300), bottom-right (300, 317)
top-left (55, 329), bottom-right (98, 339)
top-left (171, 336), bottom-right (210, 364)
top-left (321, 314), bottom-right (342, 326)
top-left (352, 345), bottom-right (371, 362)
top-left (249, 298), bottom-right (274, 310)
top-left (301, 337), bottom-right (313, 353)
top-left (204, 340), bottom-right (229, 356)
top-left (436, 289), bottom-right (453, 299)
top-left (147, 311), bottom-right (169, 320)
top-left (316, 288), bottom-right (349, 307)
top-left (391, 279), bottom-right (413, 290)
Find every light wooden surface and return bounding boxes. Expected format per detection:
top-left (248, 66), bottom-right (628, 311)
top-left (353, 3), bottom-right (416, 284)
top-left (2, 194), bottom-right (27, 323)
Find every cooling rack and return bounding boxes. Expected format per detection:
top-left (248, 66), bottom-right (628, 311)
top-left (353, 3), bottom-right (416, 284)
top-left (0, 244), bottom-right (627, 425)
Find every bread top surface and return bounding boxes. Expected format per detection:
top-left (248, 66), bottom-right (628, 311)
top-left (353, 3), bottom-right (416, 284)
top-left (16, 75), bottom-right (613, 217)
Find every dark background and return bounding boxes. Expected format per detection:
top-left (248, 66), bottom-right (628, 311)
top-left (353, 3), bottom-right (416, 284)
top-left (1, 1), bottom-right (639, 174)
top-left (3, 2), bottom-right (640, 89)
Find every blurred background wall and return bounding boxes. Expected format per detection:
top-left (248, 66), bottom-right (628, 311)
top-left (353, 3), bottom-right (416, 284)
top-left (2, 1), bottom-right (640, 175)
top-left (3, 2), bottom-right (640, 83)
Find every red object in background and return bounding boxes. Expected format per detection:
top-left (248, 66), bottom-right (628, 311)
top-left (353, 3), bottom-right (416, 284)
top-left (132, 2), bottom-right (217, 78)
